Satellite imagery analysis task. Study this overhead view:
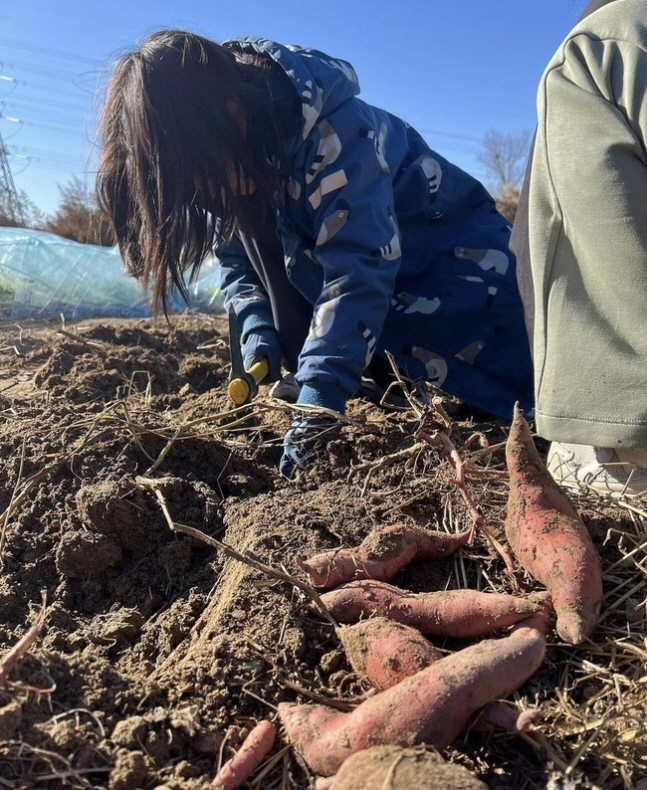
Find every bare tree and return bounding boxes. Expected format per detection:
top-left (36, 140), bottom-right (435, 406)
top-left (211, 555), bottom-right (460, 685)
top-left (478, 129), bottom-right (531, 192)
top-left (45, 176), bottom-right (115, 246)
top-left (478, 129), bottom-right (531, 223)
top-left (0, 188), bottom-right (44, 229)
top-left (494, 183), bottom-right (521, 223)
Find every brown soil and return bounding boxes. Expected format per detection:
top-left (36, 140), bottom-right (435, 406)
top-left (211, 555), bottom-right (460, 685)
top-left (0, 313), bottom-right (645, 790)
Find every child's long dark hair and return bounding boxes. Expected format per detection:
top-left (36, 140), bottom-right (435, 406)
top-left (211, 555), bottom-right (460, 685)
top-left (97, 30), bottom-right (284, 313)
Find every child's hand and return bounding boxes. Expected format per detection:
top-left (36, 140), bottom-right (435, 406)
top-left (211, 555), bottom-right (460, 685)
top-left (241, 327), bottom-right (282, 381)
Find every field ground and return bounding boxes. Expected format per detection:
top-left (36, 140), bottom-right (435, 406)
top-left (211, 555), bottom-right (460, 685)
top-left (0, 313), bottom-right (646, 790)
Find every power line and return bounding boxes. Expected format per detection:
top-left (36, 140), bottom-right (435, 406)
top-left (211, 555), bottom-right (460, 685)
top-left (3, 60), bottom-right (100, 85)
top-left (10, 144), bottom-right (86, 165)
top-left (6, 113), bottom-right (94, 132)
top-left (0, 38), bottom-right (102, 66)
top-left (4, 95), bottom-right (89, 115)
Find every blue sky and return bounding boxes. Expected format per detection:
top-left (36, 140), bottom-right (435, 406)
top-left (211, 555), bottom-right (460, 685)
top-left (2, 0), bottom-right (585, 216)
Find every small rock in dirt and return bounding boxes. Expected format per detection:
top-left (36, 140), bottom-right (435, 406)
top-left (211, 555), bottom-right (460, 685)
top-left (111, 715), bottom-right (148, 749)
top-left (56, 531), bottom-right (122, 579)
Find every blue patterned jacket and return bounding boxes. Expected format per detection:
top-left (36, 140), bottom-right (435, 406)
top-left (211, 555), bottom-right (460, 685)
top-left (218, 38), bottom-right (532, 418)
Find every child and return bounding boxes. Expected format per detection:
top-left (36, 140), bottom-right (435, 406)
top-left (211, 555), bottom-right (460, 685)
top-left (97, 30), bottom-right (532, 478)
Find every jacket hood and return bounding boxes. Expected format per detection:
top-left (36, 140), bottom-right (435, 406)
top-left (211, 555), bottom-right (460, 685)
top-left (223, 37), bottom-right (360, 140)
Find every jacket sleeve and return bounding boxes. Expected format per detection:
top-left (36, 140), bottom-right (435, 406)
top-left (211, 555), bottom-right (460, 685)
top-left (217, 235), bottom-right (276, 339)
top-left (295, 112), bottom-right (402, 401)
top-left (528, 32), bottom-right (647, 438)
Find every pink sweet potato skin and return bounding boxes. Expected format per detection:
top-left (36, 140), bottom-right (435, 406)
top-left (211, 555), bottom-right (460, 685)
top-left (316, 580), bottom-right (541, 638)
top-left (339, 617), bottom-right (548, 745)
top-left (338, 618), bottom-right (444, 691)
top-left (300, 525), bottom-right (471, 588)
top-left (468, 702), bottom-right (526, 733)
top-left (504, 405), bottom-right (603, 644)
top-left (212, 720), bottom-right (276, 790)
top-left (280, 611), bottom-right (548, 777)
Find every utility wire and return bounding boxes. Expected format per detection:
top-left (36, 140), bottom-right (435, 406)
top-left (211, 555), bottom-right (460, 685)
top-left (0, 38), bottom-right (102, 66)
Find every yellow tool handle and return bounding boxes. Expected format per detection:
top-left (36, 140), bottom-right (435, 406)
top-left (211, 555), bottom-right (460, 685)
top-left (228, 359), bottom-right (270, 405)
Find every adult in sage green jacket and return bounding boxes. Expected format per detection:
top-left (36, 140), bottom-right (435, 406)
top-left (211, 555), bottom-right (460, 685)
top-left (512, 0), bottom-right (647, 495)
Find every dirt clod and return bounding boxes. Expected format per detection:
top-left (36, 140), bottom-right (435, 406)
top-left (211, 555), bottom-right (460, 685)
top-left (55, 531), bottom-right (123, 579)
top-left (109, 749), bottom-right (150, 790)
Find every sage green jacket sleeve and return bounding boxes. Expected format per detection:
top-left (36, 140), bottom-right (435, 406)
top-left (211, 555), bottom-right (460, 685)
top-left (527, 0), bottom-right (647, 446)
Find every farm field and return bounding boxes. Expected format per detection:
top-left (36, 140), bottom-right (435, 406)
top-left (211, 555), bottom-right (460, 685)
top-left (0, 313), bottom-right (645, 790)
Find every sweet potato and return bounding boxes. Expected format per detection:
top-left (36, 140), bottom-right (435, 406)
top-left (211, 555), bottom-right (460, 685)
top-left (338, 617), bottom-right (444, 690)
top-left (340, 616), bottom-right (548, 746)
top-left (314, 745), bottom-right (489, 790)
top-left (315, 579), bottom-right (541, 637)
top-left (467, 700), bottom-right (549, 751)
top-left (299, 524), bottom-right (471, 588)
top-left (469, 701), bottom-right (532, 733)
top-left (280, 610), bottom-right (548, 776)
top-left (504, 404), bottom-right (603, 644)
top-left (212, 719), bottom-right (276, 790)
